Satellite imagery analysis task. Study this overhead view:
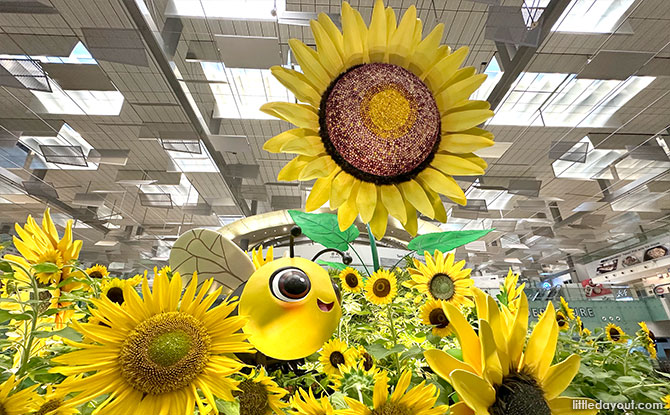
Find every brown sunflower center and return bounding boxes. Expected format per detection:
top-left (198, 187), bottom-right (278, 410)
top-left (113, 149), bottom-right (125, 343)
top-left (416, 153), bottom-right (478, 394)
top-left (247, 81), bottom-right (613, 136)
top-left (0, 402), bottom-right (7, 415)
top-left (429, 308), bottom-right (449, 328)
top-left (106, 287), bottom-right (125, 305)
top-left (649, 330), bottom-right (656, 342)
top-left (373, 278), bottom-right (392, 297)
top-left (35, 398), bottom-right (63, 415)
top-left (609, 328), bottom-right (621, 342)
top-left (361, 351), bottom-right (374, 371)
top-left (430, 274), bottom-right (455, 301)
top-left (89, 271), bottom-right (103, 278)
top-left (372, 402), bottom-right (411, 415)
top-left (236, 379), bottom-right (269, 415)
top-left (489, 372), bottom-right (551, 415)
top-left (119, 311), bottom-right (211, 395)
top-left (320, 63), bottom-right (440, 184)
top-left (345, 273), bottom-right (359, 288)
top-left (557, 315), bottom-right (567, 328)
top-left (329, 351), bottom-right (346, 368)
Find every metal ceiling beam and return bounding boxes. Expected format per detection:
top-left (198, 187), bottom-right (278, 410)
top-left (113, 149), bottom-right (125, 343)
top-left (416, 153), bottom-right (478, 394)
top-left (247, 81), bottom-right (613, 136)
top-left (487, 0), bottom-right (572, 110)
top-left (120, 0), bottom-right (252, 217)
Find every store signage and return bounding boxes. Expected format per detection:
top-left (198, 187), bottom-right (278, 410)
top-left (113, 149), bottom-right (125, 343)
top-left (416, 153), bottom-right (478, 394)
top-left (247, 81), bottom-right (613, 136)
top-left (589, 236), bottom-right (669, 277)
top-left (655, 286), bottom-right (666, 295)
top-left (531, 307), bottom-right (595, 318)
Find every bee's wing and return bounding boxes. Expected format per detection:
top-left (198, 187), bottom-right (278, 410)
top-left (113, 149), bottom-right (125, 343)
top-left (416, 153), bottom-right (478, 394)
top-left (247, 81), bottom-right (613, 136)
top-left (169, 228), bottom-right (254, 292)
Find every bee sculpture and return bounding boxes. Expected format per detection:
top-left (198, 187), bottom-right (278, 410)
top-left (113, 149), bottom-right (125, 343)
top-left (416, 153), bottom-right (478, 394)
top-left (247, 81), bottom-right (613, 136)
top-left (169, 226), bottom-right (350, 361)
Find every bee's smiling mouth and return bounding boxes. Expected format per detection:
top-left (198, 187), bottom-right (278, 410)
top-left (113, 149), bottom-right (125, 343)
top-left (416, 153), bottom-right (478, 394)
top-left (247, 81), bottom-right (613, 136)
top-left (317, 299), bottom-right (334, 312)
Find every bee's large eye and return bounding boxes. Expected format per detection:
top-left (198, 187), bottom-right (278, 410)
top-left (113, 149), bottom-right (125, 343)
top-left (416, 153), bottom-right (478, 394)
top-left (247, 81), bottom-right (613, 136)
top-left (331, 279), bottom-right (341, 303)
top-left (269, 267), bottom-right (311, 302)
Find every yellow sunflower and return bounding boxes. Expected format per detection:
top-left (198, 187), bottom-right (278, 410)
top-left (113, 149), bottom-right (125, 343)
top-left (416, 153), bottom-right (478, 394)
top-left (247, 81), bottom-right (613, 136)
top-left (364, 269), bottom-right (397, 305)
top-left (406, 250), bottom-right (473, 307)
top-left (663, 395), bottom-right (670, 409)
top-left (290, 388), bottom-right (338, 415)
top-left (424, 291), bottom-right (598, 415)
top-left (34, 377), bottom-right (80, 415)
top-left (354, 345), bottom-right (375, 371)
top-left (100, 277), bottom-right (141, 305)
top-left (251, 245), bottom-right (274, 270)
top-left (338, 267), bottom-right (363, 293)
top-left (638, 321), bottom-right (657, 359)
top-left (331, 361), bottom-right (387, 397)
top-left (605, 323), bottom-right (627, 344)
top-left (341, 370), bottom-right (448, 415)
top-left (85, 264), bottom-right (109, 279)
top-left (556, 311), bottom-right (570, 332)
top-left (559, 296), bottom-right (575, 320)
top-left (420, 300), bottom-right (454, 337)
top-left (154, 265), bottom-right (172, 279)
top-left (501, 268), bottom-right (525, 314)
top-left (262, 0), bottom-right (494, 239)
top-left (235, 368), bottom-right (288, 415)
top-left (575, 316), bottom-right (589, 337)
top-left (51, 271), bottom-right (253, 414)
top-left (319, 338), bottom-right (357, 376)
top-left (0, 375), bottom-right (41, 415)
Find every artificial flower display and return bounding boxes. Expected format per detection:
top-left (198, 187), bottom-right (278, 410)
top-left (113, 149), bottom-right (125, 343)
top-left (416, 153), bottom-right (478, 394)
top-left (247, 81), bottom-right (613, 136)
top-left (420, 299), bottom-right (453, 337)
top-left (339, 267), bottom-right (363, 293)
top-left (84, 264), bottom-right (108, 279)
top-left (319, 339), bottom-right (357, 376)
top-left (406, 250), bottom-right (474, 307)
top-left (638, 321), bottom-right (657, 359)
top-left (262, 0), bottom-right (494, 238)
top-left (605, 323), bottom-right (627, 344)
top-left (99, 274), bottom-right (142, 305)
top-left (364, 269), bottom-right (397, 305)
top-left (52, 271), bottom-right (252, 414)
top-left (556, 310), bottom-right (570, 332)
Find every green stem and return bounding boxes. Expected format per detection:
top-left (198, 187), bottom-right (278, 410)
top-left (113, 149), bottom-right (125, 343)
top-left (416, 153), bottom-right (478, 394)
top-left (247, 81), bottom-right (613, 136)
top-left (348, 244), bottom-right (371, 276)
top-left (17, 268), bottom-right (40, 377)
top-left (622, 383), bottom-right (668, 394)
top-left (366, 225), bottom-right (380, 272)
top-left (385, 303), bottom-right (401, 374)
top-left (389, 252), bottom-right (415, 273)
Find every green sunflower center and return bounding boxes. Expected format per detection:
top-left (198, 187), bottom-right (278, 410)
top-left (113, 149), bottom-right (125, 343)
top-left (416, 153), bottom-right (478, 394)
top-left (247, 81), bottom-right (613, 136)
top-left (236, 379), bottom-right (269, 415)
top-left (345, 273), bottom-right (359, 288)
top-left (106, 287), bottom-right (124, 305)
top-left (429, 274), bottom-right (455, 301)
top-left (373, 278), bottom-right (392, 297)
top-left (372, 402), bottom-right (411, 415)
top-left (329, 351), bottom-right (346, 367)
top-left (609, 328), bottom-right (621, 342)
top-left (489, 372), bottom-right (551, 415)
top-left (120, 311), bottom-right (211, 395)
top-left (429, 308), bottom-right (449, 328)
top-left (35, 398), bottom-right (63, 415)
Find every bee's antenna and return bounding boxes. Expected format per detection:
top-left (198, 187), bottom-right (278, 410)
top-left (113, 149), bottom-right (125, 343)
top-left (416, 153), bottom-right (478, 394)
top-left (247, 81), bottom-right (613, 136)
top-left (289, 226), bottom-right (301, 258)
top-left (312, 249), bottom-right (352, 265)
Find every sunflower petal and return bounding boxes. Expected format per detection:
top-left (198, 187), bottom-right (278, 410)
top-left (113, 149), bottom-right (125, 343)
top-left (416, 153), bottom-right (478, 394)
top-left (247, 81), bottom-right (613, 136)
top-left (270, 66), bottom-right (321, 107)
top-left (436, 74), bottom-right (488, 112)
top-left (277, 156), bottom-right (313, 181)
top-left (310, 20), bottom-right (345, 78)
top-left (330, 171), bottom-right (355, 209)
top-left (353, 7), bottom-right (369, 63)
top-left (440, 133), bottom-right (494, 154)
top-left (399, 180), bottom-right (435, 219)
top-left (263, 128), bottom-right (319, 153)
top-left (542, 354), bottom-right (581, 400)
top-left (388, 5), bottom-right (417, 67)
top-left (367, 0), bottom-right (387, 62)
top-left (317, 12), bottom-right (344, 59)
top-left (342, 2), bottom-right (365, 67)
top-left (449, 370), bottom-right (496, 414)
top-left (356, 181), bottom-right (378, 223)
top-left (288, 39), bottom-right (330, 93)
top-left (432, 154), bottom-right (485, 176)
top-left (409, 23), bottom-right (444, 76)
top-left (381, 184), bottom-right (407, 225)
top-left (260, 102), bottom-right (318, 129)
top-left (338, 180), bottom-right (360, 231)
top-left (508, 293), bottom-right (529, 367)
top-left (442, 109), bottom-right (495, 133)
top-left (424, 349), bottom-right (474, 381)
top-left (443, 302), bottom-right (481, 371)
top-left (423, 46), bottom-right (468, 90)
top-left (479, 320), bottom-right (503, 386)
top-left (280, 135), bottom-right (325, 156)
top-left (402, 198), bottom-right (418, 236)
top-left (461, 153), bottom-right (488, 170)
top-left (416, 168), bottom-right (466, 206)
top-left (385, 7), bottom-right (397, 45)
top-left (305, 168), bottom-right (340, 211)
top-left (369, 191), bottom-right (388, 240)
top-left (423, 185), bottom-right (447, 223)
top-left (298, 155), bottom-right (337, 180)
top-left (524, 302), bottom-right (558, 379)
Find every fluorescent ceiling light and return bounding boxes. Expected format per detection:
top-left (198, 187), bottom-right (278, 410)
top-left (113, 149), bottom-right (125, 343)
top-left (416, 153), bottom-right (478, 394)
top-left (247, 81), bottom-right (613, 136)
top-left (522, 0), bottom-right (634, 34)
top-left (21, 124), bottom-right (99, 171)
top-left (166, 141), bottom-right (219, 173)
top-left (490, 73), bottom-right (654, 127)
top-left (167, 0), bottom-right (284, 20)
top-left (95, 240), bottom-right (119, 246)
top-left (202, 62), bottom-right (294, 119)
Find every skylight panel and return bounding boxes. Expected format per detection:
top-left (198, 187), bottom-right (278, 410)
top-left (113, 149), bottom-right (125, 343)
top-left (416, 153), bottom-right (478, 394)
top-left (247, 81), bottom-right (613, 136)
top-left (167, 0), bottom-right (283, 20)
top-left (166, 141), bottom-right (219, 173)
top-left (522, 0), bottom-right (634, 34)
top-left (551, 137), bottom-right (623, 180)
top-left (140, 174), bottom-right (200, 207)
top-left (21, 124), bottom-right (99, 170)
top-left (32, 85), bottom-right (124, 116)
top-left (471, 57), bottom-right (503, 101)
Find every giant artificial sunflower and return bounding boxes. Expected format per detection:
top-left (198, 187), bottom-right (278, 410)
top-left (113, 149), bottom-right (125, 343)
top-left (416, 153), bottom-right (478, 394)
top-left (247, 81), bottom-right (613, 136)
top-left (338, 267), bottom-right (363, 293)
top-left (235, 368), bottom-right (288, 415)
top-left (605, 323), bottom-right (626, 344)
top-left (290, 388), bottom-right (338, 415)
top-left (424, 291), bottom-right (598, 415)
top-left (320, 338), bottom-right (357, 376)
top-left (364, 269), bottom-right (397, 305)
top-left (406, 250), bottom-right (473, 307)
top-left (51, 271), bottom-right (253, 414)
top-left (638, 321), bottom-right (657, 359)
top-left (341, 370), bottom-right (448, 415)
top-left (0, 375), bottom-right (41, 415)
top-left (85, 264), bottom-right (109, 279)
top-left (262, 0), bottom-right (494, 239)
top-left (420, 299), bottom-right (453, 337)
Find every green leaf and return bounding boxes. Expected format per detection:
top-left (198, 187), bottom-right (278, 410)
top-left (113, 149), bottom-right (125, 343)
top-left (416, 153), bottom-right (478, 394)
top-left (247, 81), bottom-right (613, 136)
top-left (31, 262), bottom-right (60, 274)
top-left (399, 345), bottom-right (424, 361)
top-left (317, 260), bottom-right (349, 271)
top-left (0, 261), bottom-right (12, 272)
top-left (0, 310), bottom-right (32, 323)
top-left (216, 399), bottom-right (240, 415)
top-left (407, 229), bottom-right (495, 252)
top-left (365, 343), bottom-right (406, 360)
top-left (288, 210), bottom-right (359, 251)
top-left (446, 348), bottom-right (464, 361)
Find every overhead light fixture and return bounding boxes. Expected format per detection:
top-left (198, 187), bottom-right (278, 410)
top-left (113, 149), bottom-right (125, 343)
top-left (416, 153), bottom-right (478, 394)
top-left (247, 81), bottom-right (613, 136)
top-left (94, 240), bottom-right (119, 247)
